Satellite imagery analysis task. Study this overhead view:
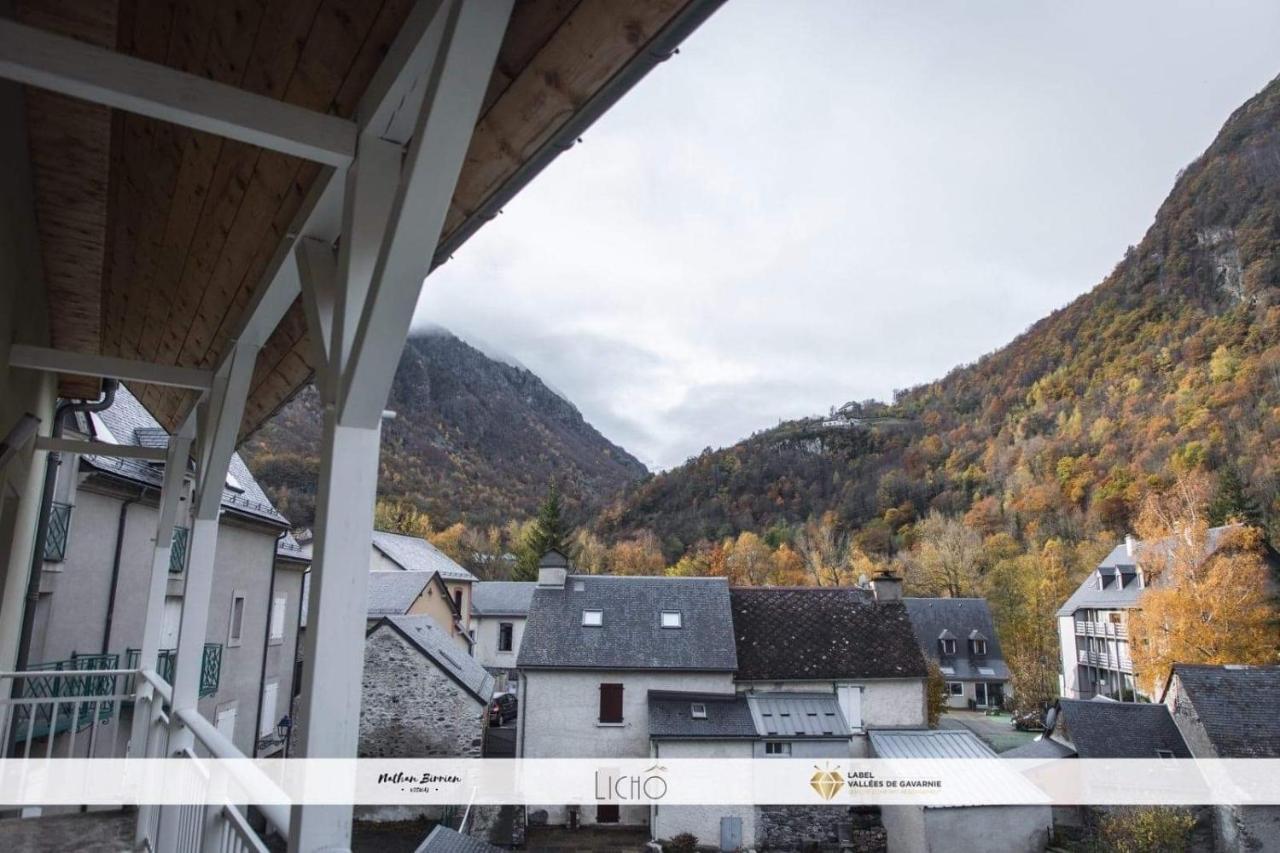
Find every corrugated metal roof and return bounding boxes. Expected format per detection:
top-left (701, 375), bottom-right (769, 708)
top-left (869, 729), bottom-right (997, 759)
top-left (748, 693), bottom-right (848, 738)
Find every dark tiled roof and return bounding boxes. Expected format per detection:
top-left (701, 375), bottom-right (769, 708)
top-left (371, 530), bottom-right (478, 581)
top-left (903, 598), bottom-right (1011, 681)
top-left (730, 588), bottom-right (927, 681)
top-left (648, 691), bottom-right (756, 739)
top-left (371, 615), bottom-right (494, 704)
top-left (1002, 737), bottom-right (1077, 759)
top-left (517, 575), bottom-right (737, 671)
top-left (415, 826), bottom-right (501, 853)
top-left (1057, 699), bottom-right (1191, 758)
top-left (1169, 664), bottom-right (1280, 758)
top-left (81, 386), bottom-right (287, 525)
top-left (471, 581), bottom-right (536, 616)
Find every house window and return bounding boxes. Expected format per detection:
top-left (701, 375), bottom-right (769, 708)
top-left (598, 683), bottom-right (624, 723)
top-left (947, 682), bottom-right (963, 696)
top-left (269, 596), bottom-right (286, 644)
top-left (973, 639), bottom-right (988, 656)
top-left (453, 588), bottom-right (463, 612)
top-left (582, 609), bottom-right (603, 627)
top-left (228, 592), bottom-right (247, 647)
top-left (690, 703), bottom-right (707, 719)
top-left (498, 622), bottom-right (514, 652)
top-left (940, 639), bottom-right (956, 655)
top-left (596, 804), bottom-right (619, 824)
top-left (765, 741), bottom-right (791, 756)
top-left (660, 611), bottom-right (682, 629)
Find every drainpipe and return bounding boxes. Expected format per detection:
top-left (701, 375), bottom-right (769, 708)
top-left (253, 532), bottom-right (284, 757)
top-left (102, 487), bottom-right (148, 653)
top-left (286, 566), bottom-right (307, 758)
top-left (14, 379), bottom-right (118, 679)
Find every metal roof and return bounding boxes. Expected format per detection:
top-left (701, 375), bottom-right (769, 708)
top-left (870, 729), bottom-right (998, 759)
top-left (471, 581), bottom-right (536, 617)
top-left (372, 615), bottom-right (493, 705)
top-left (748, 693), bottom-right (848, 738)
top-left (371, 530), bottom-right (477, 581)
top-left (903, 598), bottom-right (1011, 682)
top-left (518, 575), bottom-right (737, 671)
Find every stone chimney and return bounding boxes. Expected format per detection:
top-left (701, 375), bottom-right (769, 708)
top-left (1124, 534), bottom-right (1136, 558)
top-left (869, 571), bottom-right (902, 603)
top-left (536, 547), bottom-right (570, 588)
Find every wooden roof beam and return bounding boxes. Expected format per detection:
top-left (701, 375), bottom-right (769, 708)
top-left (8, 344), bottom-right (213, 391)
top-left (0, 18), bottom-right (356, 167)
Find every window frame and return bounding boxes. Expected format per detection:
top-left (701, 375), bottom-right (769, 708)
top-left (764, 741), bottom-right (791, 756)
top-left (973, 639), bottom-right (988, 656)
top-left (660, 610), bottom-right (682, 629)
top-left (227, 590), bottom-right (247, 647)
top-left (946, 681), bottom-right (964, 697)
top-left (582, 609), bottom-right (603, 627)
top-left (498, 622), bottom-right (514, 652)
top-left (598, 682), bottom-right (624, 724)
top-left (940, 638), bottom-right (956, 656)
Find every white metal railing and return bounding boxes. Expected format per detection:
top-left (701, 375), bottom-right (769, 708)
top-left (1, 667), bottom-right (281, 853)
top-left (1077, 648), bottom-right (1134, 673)
top-left (1074, 619), bottom-right (1128, 640)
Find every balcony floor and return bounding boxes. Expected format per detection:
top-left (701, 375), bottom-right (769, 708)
top-left (0, 809), bottom-right (132, 852)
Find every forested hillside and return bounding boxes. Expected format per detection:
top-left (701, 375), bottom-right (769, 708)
top-left (242, 330), bottom-right (647, 528)
top-left (595, 74), bottom-right (1280, 565)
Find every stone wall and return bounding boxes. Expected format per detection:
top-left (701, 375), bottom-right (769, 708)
top-left (359, 627), bottom-right (486, 758)
top-left (757, 804), bottom-right (885, 852)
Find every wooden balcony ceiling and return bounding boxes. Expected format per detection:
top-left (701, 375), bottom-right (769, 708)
top-left (19, 0), bottom-right (710, 438)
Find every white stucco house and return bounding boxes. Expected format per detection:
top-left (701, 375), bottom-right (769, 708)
top-left (470, 580), bottom-right (535, 690)
top-left (903, 597), bottom-right (1011, 710)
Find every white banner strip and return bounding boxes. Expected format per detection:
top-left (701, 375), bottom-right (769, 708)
top-left (1, 759), bottom-right (1278, 807)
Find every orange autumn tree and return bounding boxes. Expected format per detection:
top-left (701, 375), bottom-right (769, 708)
top-left (1127, 475), bottom-right (1279, 696)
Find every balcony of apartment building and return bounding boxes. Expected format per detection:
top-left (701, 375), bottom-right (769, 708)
top-left (0, 0), bottom-right (723, 849)
top-left (1076, 646), bottom-right (1134, 674)
top-left (1073, 616), bottom-right (1129, 641)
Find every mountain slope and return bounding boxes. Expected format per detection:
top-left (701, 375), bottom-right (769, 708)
top-left (243, 330), bottom-right (647, 528)
top-left (598, 76), bottom-right (1280, 558)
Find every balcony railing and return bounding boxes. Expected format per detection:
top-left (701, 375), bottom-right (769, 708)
top-left (125, 643), bottom-right (222, 698)
top-left (1077, 648), bottom-right (1134, 673)
top-left (1, 666), bottom-right (284, 851)
top-left (169, 525), bottom-right (190, 573)
top-left (42, 501), bottom-right (73, 561)
top-left (1074, 619), bottom-right (1128, 640)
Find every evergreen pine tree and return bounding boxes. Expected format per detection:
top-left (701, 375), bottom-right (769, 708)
top-left (1207, 467), bottom-right (1262, 527)
top-left (513, 482), bottom-right (571, 580)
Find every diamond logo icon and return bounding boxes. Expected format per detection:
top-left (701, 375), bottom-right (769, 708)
top-left (809, 766), bottom-right (845, 801)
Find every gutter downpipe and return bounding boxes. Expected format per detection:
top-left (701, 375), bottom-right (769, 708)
top-left (13, 378), bottom-right (118, 684)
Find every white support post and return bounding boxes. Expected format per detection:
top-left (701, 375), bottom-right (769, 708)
top-left (288, 4), bottom-right (510, 849)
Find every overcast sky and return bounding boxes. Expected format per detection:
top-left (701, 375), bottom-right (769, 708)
top-left (416, 1), bottom-right (1280, 472)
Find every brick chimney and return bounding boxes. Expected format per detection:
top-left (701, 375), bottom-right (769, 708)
top-left (870, 570), bottom-right (902, 603)
top-left (536, 548), bottom-right (569, 588)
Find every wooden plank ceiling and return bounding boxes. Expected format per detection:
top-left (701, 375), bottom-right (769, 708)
top-left (21, 0), bottom-right (695, 439)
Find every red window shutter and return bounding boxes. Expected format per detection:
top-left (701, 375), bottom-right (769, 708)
top-left (599, 683), bottom-right (624, 723)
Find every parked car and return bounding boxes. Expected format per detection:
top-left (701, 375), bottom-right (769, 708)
top-left (489, 692), bottom-right (518, 726)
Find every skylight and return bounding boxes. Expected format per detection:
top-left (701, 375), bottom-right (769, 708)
top-left (572, 580), bottom-right (586, 592)
top-left (582, 609), bottom-right (603, 627)
top-left (690, 703), bottom-right (707, 719)
top-left (660, 610), bottom-right (682, 629)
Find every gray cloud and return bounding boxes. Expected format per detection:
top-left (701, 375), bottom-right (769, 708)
top-left (416, 0), bottom-right (1280, 470)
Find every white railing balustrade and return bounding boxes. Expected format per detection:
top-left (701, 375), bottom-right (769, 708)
top-left (0, 667), bottom-right (133, 760)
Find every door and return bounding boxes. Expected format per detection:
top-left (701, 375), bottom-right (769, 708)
top-left (836, 684), bottom-right (862, 730)
top-left (987, 682), bottom-right (1004, 709)
top-left (720, 816), bottom-right (743, 851)
top-left (595, 804), bottom-right (619, 824)
top-left (974, 682), bottom-right (988, 707)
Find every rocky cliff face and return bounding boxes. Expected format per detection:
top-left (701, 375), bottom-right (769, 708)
top-left (242, 329), bottom-right (647, 527)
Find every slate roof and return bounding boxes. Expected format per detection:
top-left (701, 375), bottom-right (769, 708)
top-left (1056, 526), bottom-right (1236, 617)
top-left (79, 386), bottom-right (287, 526)
top-left (276, 531), bottom-right (310, 564)
top-left (870, 729), bottom-right (997, 759)
top-left (1002, 736), bottom-right (1077, 759)
top-left (371, 530), bottom-right (478, 581)
top-left (517, 575), bottom-right (737, 671)
top-left (471, 581), bottom-right (536, 617)
top-left (371, 615), bottom-right (494, 704)
top-left (366, 571), bottom-right (432, 616)
top-left (730, 587), bottom-right (927, 681)
top-left (1166, 664), bottom-right (1280, 758)
top-left (414, 826), bottom-right (502, 853)
top-left (1056, 698), bottom-right (1191, 758)
top-left (648, 691), bottom-right (757, 739)
top-left (748, 693), bottom-right (848, 738)
top-left (903, 598), bottom-right (1011, 681)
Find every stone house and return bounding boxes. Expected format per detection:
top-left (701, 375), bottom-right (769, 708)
top-left (370, 530), bottom-right (477, 637)
top-left (1161, 664), bottom-right (1280, 853)
top-left (870, 729), bottom-right (1050, 853)
top-left (903, 597), bottom-right (1011, 710)
top-left (470, 580), bottom-right (534, 691)
top-left (360, 614), bottom-right (494, 760)
top-left (16, 386), bottom-right (303, 759)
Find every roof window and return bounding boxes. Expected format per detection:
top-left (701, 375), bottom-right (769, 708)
top-left (661, 610), bottom-right (682, 629)
top-left (690, 703), bottom-right (707, 719)
top-left (582, 609), bottom-right (603, 627)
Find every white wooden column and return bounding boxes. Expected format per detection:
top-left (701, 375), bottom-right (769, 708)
top-left (289, 1), bottom-right (511, 848)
